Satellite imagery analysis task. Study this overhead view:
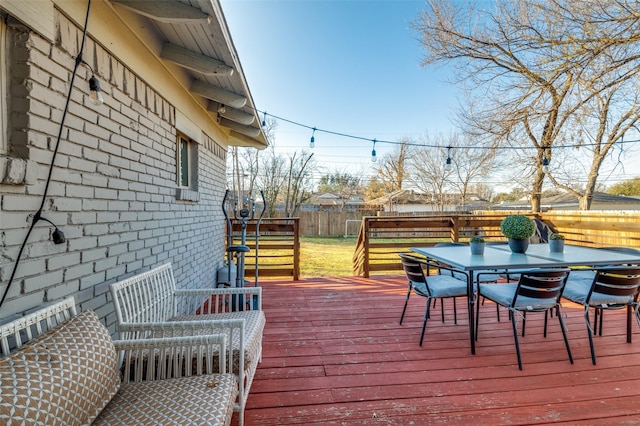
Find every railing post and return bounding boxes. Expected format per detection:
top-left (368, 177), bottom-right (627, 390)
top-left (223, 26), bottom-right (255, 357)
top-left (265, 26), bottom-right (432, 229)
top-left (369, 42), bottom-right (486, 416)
top-left (363, 218), bottom-right (370, 278)
top-left (293, 218), bottom-right (300, 280)
top-left (451, 216), bottom-right (460, 242)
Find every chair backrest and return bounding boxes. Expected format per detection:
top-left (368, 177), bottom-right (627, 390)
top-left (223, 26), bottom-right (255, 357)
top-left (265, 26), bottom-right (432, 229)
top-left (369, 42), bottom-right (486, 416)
top-left (399, 254), bottom-right (428, 286)
top-left (513, 269), bottom-right (570, 308)
top-left (0, 298), bottom-right (77, 356)
top-left (588, 266), bottom-right (640, 301)
top-left (109, 263), bottom-right (177, 329)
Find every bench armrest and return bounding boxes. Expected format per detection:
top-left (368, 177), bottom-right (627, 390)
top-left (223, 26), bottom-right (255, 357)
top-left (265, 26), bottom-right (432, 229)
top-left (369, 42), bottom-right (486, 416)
top-left (174, 286), bottom-right (262, 312)
top-left (113, 333), bottom-right (228, 383)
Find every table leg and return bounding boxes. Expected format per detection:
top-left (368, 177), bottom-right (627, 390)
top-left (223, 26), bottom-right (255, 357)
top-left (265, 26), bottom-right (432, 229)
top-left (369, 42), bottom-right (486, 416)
top-left (468, 272), bottom-right (476, 354)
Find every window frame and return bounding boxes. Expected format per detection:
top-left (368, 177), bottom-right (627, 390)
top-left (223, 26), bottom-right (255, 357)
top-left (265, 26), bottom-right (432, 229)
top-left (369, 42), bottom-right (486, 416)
top-left (0, 17), bottom-right (8, 154)
top-left (177, 134), bottom-right (191, 188)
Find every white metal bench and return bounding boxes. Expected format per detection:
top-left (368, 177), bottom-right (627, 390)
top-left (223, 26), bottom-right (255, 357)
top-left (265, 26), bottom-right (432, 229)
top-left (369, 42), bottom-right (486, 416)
top-left (109, 262), bottom-right (265, 426)
top-left (0, 297), bottom-right (237, 425)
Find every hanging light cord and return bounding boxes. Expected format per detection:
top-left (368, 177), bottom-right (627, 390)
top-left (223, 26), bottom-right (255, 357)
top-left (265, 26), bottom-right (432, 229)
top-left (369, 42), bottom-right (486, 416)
top-left (257, 109), bottom-right (640, 151)
top-left (0, 0), bottom-right (93, 311)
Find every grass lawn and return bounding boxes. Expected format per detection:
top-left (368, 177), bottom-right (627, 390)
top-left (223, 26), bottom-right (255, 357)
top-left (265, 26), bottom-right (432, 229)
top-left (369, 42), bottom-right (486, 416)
top-left (300, 237), bottom-right (358, 277)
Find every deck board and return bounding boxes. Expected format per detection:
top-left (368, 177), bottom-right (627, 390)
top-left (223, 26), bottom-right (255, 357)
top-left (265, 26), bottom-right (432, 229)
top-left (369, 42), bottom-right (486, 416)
top-left (238, 275), bottom-right (640, 425)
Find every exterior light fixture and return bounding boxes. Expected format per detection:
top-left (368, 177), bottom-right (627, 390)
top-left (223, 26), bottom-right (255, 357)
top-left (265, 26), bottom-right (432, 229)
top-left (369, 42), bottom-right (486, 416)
top-left (33, 213), bottom-right (66, 245)
top-left (445, 146), bottom-right (452, 170)
top-left (371, 139), bottom-right (377, 162)
top-left (542, 148), bottom-right (550, 174)
top-left (310, 127), bottom-right (316, 148)
top-left (88, 75), bottom-right (104, 106)
top-left (261, 111), bottom-right (267, 127)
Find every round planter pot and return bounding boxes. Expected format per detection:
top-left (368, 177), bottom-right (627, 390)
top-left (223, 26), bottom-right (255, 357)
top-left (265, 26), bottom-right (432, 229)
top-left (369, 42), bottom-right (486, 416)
top-left (508, 238), bottom-right (529, 254)
top-left (470, 242), bottom-right (485, 255)
top-left (549, 239), bottom-right (565, 253)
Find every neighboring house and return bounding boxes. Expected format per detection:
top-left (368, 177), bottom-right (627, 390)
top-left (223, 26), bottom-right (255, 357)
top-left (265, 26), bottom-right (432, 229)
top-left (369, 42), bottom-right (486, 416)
top-left (0, 0), bottom-right (266, 330)
top-left (494, 192), bottom-right (640, 211)
top-left (367, 189), bottom-right (493, 214)
top-left (300, 192), bottom-right (365, 212)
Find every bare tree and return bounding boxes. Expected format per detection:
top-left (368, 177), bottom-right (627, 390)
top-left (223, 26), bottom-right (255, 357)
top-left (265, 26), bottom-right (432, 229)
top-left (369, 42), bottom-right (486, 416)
top-left (375, 139), bottom-right (412, 194)
top-left (415, 0), bottom-right (640, 211)
top-left (283, 151), bottom-right (316, 217)
top-left (409, 135), bottom-right (455, 211)
top-left (448, 135), bottom-right (497, 209)
top-left (546, 79), bottom-right (640, 209)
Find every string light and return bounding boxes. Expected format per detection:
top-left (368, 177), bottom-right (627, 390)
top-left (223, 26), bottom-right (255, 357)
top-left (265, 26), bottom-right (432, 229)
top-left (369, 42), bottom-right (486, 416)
top-left (542, 148), bottom-right (550, 173)
top-left (310, 127), bottom-right (316, 148)
top-left (248, 108), bottom-right (640, 161)
top-left (445, 146), bottom-right (452, 170)
top-left (371, 139), bottom-right (377, 162)
top-left (261, 111), bottom-right (267, 127)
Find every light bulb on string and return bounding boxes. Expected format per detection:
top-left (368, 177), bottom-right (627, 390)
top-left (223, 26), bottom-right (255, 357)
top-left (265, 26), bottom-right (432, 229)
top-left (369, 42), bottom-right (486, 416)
top-left (89, 76), bottom-right (103, 106)
top-left (310, 127), bottom-right (316, 148)
top-left (261, 111), bottom-right (267, 127)
top-left (542, 150), bottom-right (550, 174)
top-left (371, 139), bottom-right (377, 162)
top-left (445, 146), bottom-right (452, 170)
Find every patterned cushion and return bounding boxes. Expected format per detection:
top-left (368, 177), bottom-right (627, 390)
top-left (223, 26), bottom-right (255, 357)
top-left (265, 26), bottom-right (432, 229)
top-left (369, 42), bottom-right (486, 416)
top-left (0, 310), bottom-right (120, 425)
top-left (171, 310), bottom-right (265, 374)
top-left (93, 373), bottom-right (238, 426)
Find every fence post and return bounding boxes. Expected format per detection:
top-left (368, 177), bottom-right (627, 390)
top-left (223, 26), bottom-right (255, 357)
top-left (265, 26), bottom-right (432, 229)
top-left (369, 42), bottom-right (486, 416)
top-left (450, 217), bottom-right (459, 242)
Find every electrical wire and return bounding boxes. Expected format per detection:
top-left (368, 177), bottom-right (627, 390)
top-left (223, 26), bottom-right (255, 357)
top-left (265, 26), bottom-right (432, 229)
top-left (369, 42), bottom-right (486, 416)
top-left (0, 0), bottom-right (93, 311)
top-left (256, 108), bottom-right (640, 150)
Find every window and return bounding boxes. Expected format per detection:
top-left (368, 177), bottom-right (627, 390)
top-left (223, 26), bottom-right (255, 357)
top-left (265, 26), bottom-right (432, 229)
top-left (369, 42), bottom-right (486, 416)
top-left (178, 135), bottom-right (190, 187)
top-left (176, 133), bottom-right (199, 201)
top-left (0, 17), bottom-right (8, 154)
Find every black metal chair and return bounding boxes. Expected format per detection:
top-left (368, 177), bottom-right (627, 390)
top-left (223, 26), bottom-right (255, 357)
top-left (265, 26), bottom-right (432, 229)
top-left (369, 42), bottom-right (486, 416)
top-left (476, 268), bottom-right (573, 370)
top-left (398, 253), bottom-right (471, 346)
top-left (562, 266), bottom-right (640, 364)
top-left (566, 247), bottom-right (640, 335)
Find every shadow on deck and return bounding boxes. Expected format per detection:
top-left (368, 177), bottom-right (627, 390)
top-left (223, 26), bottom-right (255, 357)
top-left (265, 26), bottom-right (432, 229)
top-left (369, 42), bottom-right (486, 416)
top-left (239, 275), bottom-right (640, 425)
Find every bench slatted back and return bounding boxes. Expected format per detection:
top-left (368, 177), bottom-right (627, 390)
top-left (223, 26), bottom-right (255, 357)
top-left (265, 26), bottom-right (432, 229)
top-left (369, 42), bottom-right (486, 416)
top-left (0, 298), bottom-right (77, 356)
top-left (110, 263), bottom-right (178, 337)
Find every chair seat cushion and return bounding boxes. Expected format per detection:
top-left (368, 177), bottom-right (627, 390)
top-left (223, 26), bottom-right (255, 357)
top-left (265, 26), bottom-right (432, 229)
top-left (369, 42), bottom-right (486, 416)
top-left (170, 310), bottom-right (265, 374)
top-left (425, 275), bottom-right (471, 298)
top-left (563, 278), bottom-right (634, 306)
top-left (93, 374), bottom-right (238, 426)
top-left (480, 284), bottom-right (558, 310)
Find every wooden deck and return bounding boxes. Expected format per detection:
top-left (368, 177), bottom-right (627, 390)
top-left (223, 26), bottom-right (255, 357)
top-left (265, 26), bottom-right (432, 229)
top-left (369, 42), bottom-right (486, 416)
top-left (240, 275), bottom-right (640, 425)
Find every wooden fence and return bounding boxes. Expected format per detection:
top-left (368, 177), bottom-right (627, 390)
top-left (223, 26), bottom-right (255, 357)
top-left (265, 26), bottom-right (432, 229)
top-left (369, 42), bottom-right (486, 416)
top-left (228, 211), bottom-right (640, 280)
top-left (228, 218), bottom-right (300, 280)
top-left (353, 211), bottom-right (640, 277)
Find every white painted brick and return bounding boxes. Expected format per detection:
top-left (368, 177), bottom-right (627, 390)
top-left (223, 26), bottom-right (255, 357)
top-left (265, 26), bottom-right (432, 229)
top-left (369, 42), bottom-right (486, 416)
top-left (66, 184), bottom-right (94, 198)
top-left (47, 253), bottom-right (81, 270)
top-left (79, 272), bottom-right (107, 291)
top-left (97, 212), bottom-right (120, 223)
top-left (24, 269), bottom-right (64, 293)
top-left (68, 236), bottom-right (98, 252)
top-left (82, 173), bottom-right (108, 188)
top-left (98, 234), bottom-right (120, 246)
top-left (0, 291), bottom-right (46, 319)
top-left (47, 280), bottom-right (79, 300)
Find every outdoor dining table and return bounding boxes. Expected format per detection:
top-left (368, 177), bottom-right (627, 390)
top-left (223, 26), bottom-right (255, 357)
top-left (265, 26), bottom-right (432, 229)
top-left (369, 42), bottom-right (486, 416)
top-left (410, 243), bottom-right (640, 354)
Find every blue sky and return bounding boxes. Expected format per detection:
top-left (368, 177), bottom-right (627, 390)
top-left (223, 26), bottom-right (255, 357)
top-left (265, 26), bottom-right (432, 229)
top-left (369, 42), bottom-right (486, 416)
top-left (221, 0), bottom-right (458, 180)
top-left (220, 0), bottom-right (640, 190)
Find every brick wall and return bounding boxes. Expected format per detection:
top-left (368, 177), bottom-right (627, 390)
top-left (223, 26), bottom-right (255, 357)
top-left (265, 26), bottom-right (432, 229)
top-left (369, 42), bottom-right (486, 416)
top-left (0, 12), bottom-right (228, 333)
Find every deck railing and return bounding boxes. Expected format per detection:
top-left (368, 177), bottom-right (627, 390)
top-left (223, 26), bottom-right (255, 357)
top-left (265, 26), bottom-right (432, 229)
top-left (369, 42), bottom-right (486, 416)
top-left (353, 211), bottom-right (640, 277)
top-left (228, 218), bottom-right (300, 281)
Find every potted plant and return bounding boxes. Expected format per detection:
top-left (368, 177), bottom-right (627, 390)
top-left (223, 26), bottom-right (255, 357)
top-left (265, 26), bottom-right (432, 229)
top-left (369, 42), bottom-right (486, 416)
top-left (549, 232), bottom-right (565, 253)
top-left (500, 214), bottom-right (536, 253)
top-left (469, 236), bottom-right (485, 255)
